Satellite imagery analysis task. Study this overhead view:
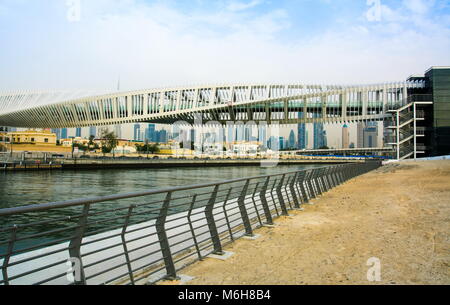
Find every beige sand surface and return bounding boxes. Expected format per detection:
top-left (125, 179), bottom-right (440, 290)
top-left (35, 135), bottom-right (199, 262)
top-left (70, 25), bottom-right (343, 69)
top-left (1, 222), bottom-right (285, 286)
top-left (170, 160), bottom-right (450, 285)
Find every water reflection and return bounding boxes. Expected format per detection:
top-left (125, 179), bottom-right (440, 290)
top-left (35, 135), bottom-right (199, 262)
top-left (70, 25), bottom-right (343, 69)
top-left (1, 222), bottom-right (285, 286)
top-left (0, 165), bottom-right (321, 252)
top-left (0, 165), bottom-right (319, 209)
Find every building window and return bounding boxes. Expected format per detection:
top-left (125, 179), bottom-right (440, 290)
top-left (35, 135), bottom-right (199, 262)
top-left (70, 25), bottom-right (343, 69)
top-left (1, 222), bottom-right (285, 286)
top-left (44, 138), bottom-right (49, 143)
top-left (31, 138), bottom-right (35, 142)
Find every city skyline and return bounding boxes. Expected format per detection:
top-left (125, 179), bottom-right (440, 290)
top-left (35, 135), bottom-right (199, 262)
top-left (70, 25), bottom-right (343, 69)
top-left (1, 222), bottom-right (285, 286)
top-left (43, 120), bottom-right (383, 150)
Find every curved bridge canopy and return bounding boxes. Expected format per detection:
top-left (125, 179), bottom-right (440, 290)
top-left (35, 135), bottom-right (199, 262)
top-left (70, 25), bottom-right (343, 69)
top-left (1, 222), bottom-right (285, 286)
top-left (0, 82), bottom-right (424, 128)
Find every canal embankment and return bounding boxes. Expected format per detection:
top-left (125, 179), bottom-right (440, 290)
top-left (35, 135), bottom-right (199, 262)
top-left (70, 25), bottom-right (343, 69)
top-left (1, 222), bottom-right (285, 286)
top-left (1, 158), bottom-right (364, 171)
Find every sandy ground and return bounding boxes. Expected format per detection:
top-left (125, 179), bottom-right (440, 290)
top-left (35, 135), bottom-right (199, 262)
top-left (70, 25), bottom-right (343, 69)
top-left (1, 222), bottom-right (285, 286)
top-left (166, 160), bottom-right (450, 285)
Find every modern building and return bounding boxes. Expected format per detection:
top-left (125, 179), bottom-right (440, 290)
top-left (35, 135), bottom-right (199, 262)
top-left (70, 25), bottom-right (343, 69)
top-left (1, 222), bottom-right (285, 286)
top-left (279, 137), bottom-right (285, 150)
top-left (258, 126), bottom-right (267, 148)
top-left (61, 128), bottom-right (68, 140)
top-left (424, 67), bottom-right (450, 156)
top-left (89, 126), bottom-right (97, 138)
top-left (267, 136), bottom-right (279, 151)
top-left (313, 113), bottom-right (327, 149)
top-left (357, 122), bottom-right (378, 148)
top-left (145, 124), bottom-right (156, 142)
top-left (51, 128), bottom-right (62, 140)
top-left (235, 124), bottom-right (245, 142)
top-left (288, 130), bottom-right (296, 149)
top-left (297, 113), bottom-right (306, 149)
top-left (383, 66), bottom-right (450, 159)
top-left (133, 124), bottom-right (141, 142)
top-left (156, 130), bottom-right (168, 143)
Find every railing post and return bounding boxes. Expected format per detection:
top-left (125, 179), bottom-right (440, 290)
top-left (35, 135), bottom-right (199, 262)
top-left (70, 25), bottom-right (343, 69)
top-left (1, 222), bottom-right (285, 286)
top-left (283, 176), bottom-right (294, 209)
top-left (188, 195), bottom-right (203, 261)
top-left (296, 171), bottom-right (309, 204)
top-left (270, 178), bottom-right (280, 216)
top-left (251, 182), bottom-right (263, 226)
top-left (340, 165), bottom-right (347, 183)
top-left (156, 192), bottom-right (178, 280)
top-left (276, 174), bottom-right (289, 216)
top-left (289, 173), bottom-right (300, 209)
top-left (321, 168), bottom-right (328, 193)
top-left (222, 188), bottom-right (234, 242)
top-left (305, 170), bottom-right (316, 199)
top-left (259, 177), bottom-right (274, 225)
top-left (316, 168), bottom-right (325, 195)
top-left (205, 185), bottom-right (223, 255)
top-left (325, 166), bottom-right (334, 191)
top-left (338, 165), bottom-right (345, 184)
top-left (238, 180), bottom-right (254, 237)
top-left (332, 166), bottom-right (339, 186)
top-left (310, 169), bottom-right (320, 198)
top-left (68, 203), bottom-right (90, 285)
top-left (1, 225), bottom-right (17, 286)
top-left (121, 205), bottom-right (135, 285)
top-left (323, 167), bottom-right (332, 191)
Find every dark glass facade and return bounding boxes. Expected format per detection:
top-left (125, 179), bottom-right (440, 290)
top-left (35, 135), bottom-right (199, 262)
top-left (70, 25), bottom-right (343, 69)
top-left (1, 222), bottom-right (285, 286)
top-left (425, 67), bottom-right (450, 156)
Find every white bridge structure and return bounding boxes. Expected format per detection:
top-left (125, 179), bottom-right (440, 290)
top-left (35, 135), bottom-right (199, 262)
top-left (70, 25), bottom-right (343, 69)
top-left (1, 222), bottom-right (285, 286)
top-left (0, 81), bottom-right (425, 128)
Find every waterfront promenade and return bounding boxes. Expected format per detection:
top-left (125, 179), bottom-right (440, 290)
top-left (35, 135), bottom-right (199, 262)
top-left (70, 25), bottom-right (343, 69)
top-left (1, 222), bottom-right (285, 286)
top-left (168, 160), bottom-right (450, 285)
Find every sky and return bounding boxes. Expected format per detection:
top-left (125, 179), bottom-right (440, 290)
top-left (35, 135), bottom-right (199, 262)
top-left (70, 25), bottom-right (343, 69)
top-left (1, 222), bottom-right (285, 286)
top-left (0, 0), bottom-right (449, 91)
top-left (0, 0), bottom-right (449, 145)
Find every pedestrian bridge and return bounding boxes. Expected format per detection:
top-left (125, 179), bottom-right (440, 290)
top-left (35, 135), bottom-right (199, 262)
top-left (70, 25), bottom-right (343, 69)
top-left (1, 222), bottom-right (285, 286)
top-left (0, 81), bottom-right (424, 128)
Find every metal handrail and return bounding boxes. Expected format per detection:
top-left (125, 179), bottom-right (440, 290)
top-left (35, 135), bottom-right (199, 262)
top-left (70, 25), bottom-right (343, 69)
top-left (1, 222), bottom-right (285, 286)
top-left (0, 162), bottom-right (382, 285)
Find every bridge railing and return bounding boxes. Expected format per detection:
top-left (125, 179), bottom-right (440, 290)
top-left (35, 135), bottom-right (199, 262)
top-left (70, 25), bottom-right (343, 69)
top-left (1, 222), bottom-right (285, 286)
top-left (0, 162), bottom-right (381, 285)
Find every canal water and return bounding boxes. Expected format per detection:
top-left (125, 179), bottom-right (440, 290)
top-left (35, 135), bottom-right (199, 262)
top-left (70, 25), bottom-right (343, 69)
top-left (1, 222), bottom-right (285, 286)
top-left (0, 165), bottom-right (321, 209)
top-left (0, 164), bottom-right (322, 253)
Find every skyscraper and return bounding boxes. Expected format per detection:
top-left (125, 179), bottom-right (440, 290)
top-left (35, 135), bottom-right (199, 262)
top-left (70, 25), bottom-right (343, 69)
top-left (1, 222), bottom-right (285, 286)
top-left (297, 113), bottom-right (306, 149)
top-left (146, 124), bottom-right (156, 142)
top-left (235, 124), bottom-right (245, 142)
top-left (244, 126), bottom-right (252, 142)
top-left (226, 125), bottom-right (234, 144)
top-left (61, 128), bottom-right (68, 139)
top-left (156, 130), bottom-right (168, 143)
top-left (313, 113), bottom-right (327, 149)
top-left (51, 129), bottom-right (62, 140)
top-left (357, 122), bottom-right (378, 148)
top-left (342, 124), bottom-right (350, 149)
top-left (288, 130), bottom-right (296, 149)
top-left (279, 137), bottom-right (285, 150)
top-left (364, 122), bottom-right (378, 148)
top-left (258, 125), bottom-right (267, 148)
top-left (357, 123), bottom-right (364, 148)
top-left (89, 126), bottom-right (97, 138)
top-left (133, 124), bottom-right (141, 141)
top-left (268, 136), bottom-right (279, 151)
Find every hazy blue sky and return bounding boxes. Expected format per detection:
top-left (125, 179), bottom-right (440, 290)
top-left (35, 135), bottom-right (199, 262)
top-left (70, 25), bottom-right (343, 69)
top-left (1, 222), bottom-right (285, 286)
top-left (0, 0), bottom-right (449, 91)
